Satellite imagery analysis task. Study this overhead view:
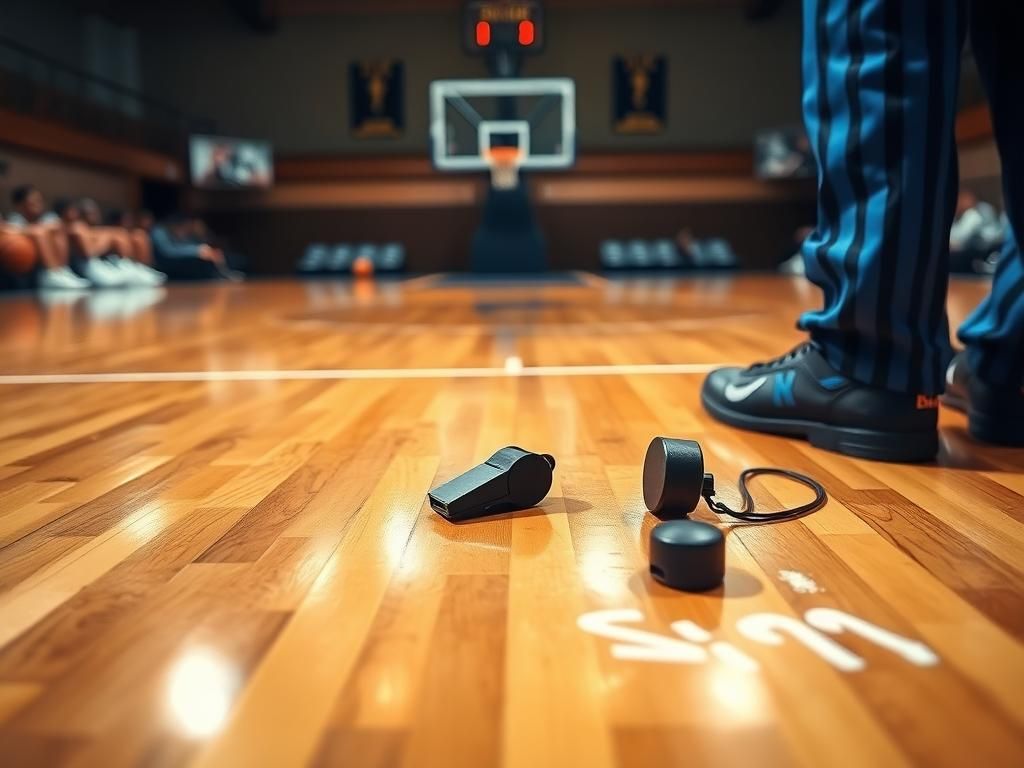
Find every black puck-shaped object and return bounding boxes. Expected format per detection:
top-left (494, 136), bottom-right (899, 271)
top-left (642, 437), bottom-right (715, 517)
top-left (649, 519), bottom-right (725, 592)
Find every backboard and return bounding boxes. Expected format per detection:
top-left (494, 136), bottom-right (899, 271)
top-left (429, 78), bottom-right (576, 173)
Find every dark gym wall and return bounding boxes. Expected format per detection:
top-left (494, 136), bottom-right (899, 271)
top-left (0, 0), bottom-right (91, 74)
top-left (0, 146), bottom-right (138, 211)
top-left (203, 199), bottom-right (813, 275)
top-left (136, 3), bottom-right (803, 154)
top-left (0, 0), bottom-right (144, 112)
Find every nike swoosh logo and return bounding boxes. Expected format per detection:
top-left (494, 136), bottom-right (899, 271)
top-left (946, 361), bottom-right (957, 387)
top-left (724, 377), bottom-right (767, 402)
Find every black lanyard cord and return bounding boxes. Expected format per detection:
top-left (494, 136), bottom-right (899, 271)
top-left (702, 467), bottom-right (827, 523)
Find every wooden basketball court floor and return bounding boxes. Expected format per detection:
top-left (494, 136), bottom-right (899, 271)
top-left (0, 274), bottom-right (1021, 767)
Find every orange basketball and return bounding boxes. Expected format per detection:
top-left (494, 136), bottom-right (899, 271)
top-left (0, 233), bottom-right (39, 275)
top-left (352, 255), bottom-right (374, 278)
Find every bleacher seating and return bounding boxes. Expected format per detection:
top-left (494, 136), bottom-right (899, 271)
top-left (297, 242), bottom-right (407, 276)
top-left (599, 237), bottom-right (738, 273)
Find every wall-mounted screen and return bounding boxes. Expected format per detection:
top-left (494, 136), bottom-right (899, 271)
top-left (189, 135), bottom-right (273, 189)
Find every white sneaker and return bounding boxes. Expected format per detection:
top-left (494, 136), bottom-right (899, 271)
top-left (126, 259), bottom-right (167, 286)
top-left (83, 257), bottom-right (128, 288)
top-left (38, 266), bottom-right (91, 290)
top-left (107, 256), bottom-right (140, 285)
top-left (105, 256), bottom-right (145, 287)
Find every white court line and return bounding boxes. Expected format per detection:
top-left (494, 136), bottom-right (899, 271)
top-left (0, 362), bottom-right (728, 385)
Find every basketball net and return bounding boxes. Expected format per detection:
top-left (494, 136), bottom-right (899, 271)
top-left (485, 146), bottom-right (524, 190)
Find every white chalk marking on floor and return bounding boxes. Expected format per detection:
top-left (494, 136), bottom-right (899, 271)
top-left (777, 569), bottom-right (824, 595)
top-left (0, 362), bottom-right (728, 385)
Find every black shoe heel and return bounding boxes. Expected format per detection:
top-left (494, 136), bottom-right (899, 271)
top-left (968, 411), bottom-right (1024, 447)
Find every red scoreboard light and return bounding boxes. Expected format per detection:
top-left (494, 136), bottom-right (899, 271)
top-left (476, 21), bottom-right (491, 47)
top-left (518, 20), bottom-right (535, 46)
top-left (464, 1), bottom-right (545, 54)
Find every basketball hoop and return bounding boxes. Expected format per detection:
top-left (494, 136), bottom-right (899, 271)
top-left (484, 146), bottom-right (524, 190)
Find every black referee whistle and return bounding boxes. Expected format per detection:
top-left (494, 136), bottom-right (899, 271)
top-left (428, 446), bottom-right (555, 522)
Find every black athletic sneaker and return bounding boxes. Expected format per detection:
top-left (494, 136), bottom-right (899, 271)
top-left (701, 342), bottom-right (939, 462)
top-left (941, 351), bottom-right (1024, 446)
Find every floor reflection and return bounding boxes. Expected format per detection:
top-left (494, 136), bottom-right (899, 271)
top-left (166, 646), bottom-right (239, 738)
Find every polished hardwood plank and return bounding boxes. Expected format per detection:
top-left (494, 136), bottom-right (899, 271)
top-left (0, 276), bottom-right (1021, 768)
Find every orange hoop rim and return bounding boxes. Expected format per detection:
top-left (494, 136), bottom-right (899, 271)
top-left (483, 146), bottom-right (525, 166)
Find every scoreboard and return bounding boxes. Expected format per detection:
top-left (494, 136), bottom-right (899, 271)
top-left (463, 1), bottom-right (545, 55)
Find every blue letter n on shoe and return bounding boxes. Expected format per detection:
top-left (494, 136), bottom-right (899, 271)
top-left (773, 371), bottom-right (796, 407)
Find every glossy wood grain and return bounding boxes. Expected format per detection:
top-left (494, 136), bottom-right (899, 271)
top-left (0, 276), bottom-right (1022, 768)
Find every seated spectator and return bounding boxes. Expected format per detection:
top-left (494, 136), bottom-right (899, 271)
top-left (47, 197), bottom-right (124, 288)
top-left (151, 214), bottom-right (242, 281)
top-left (104, 209), bottom-right (154, 268)
top-left (78, 198), bottom-right (165, 286)
top-left (5, 185), bottom-right (90, 290)
top-left (187, 217), bottom-right (210, 244)
top-left (194, 216), bottom-right (246, 273)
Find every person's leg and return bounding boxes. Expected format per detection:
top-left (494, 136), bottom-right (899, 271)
top-left (946, 1), bottom-right (1024, 444)
top-left (24, 226), bottom-right (60, 270)
top-left (51, 229), bottom-right (68, 265)
top-left (130, 229), bottom-right (153, 265)
top-left (108, 228), bottom-right (130, 257)
top-left (27, 227), bottom-right (91, 290)
top-left (107, 227), bottom-right (166, 285)
top-left (799, 0), bottom-right (965, 395)
top-left (70, 227), bottom-right (133, 287)
top-left (86, 229), bottom-right (114, 258)
top-left (958, 233), bottom-right (1024, 380)
top-left (65, 224), bottom-right (96, 263)
top-left (98, 227), bottom-right (140, 262)
top-left (956, 1), bottom-right (1024, 387)
top-left (701, 0), bottom-right (966, 462)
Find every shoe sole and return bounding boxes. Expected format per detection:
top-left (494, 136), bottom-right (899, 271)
top-left (941, 395), bottom-right (1024, 446)
top-left (702, 394), bottom-right (938, 463)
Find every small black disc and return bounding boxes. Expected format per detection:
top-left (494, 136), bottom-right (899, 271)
top-left (649, 519), bottom-right (725, 592)
top-left (642, 437), bottom-right (705, 517)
